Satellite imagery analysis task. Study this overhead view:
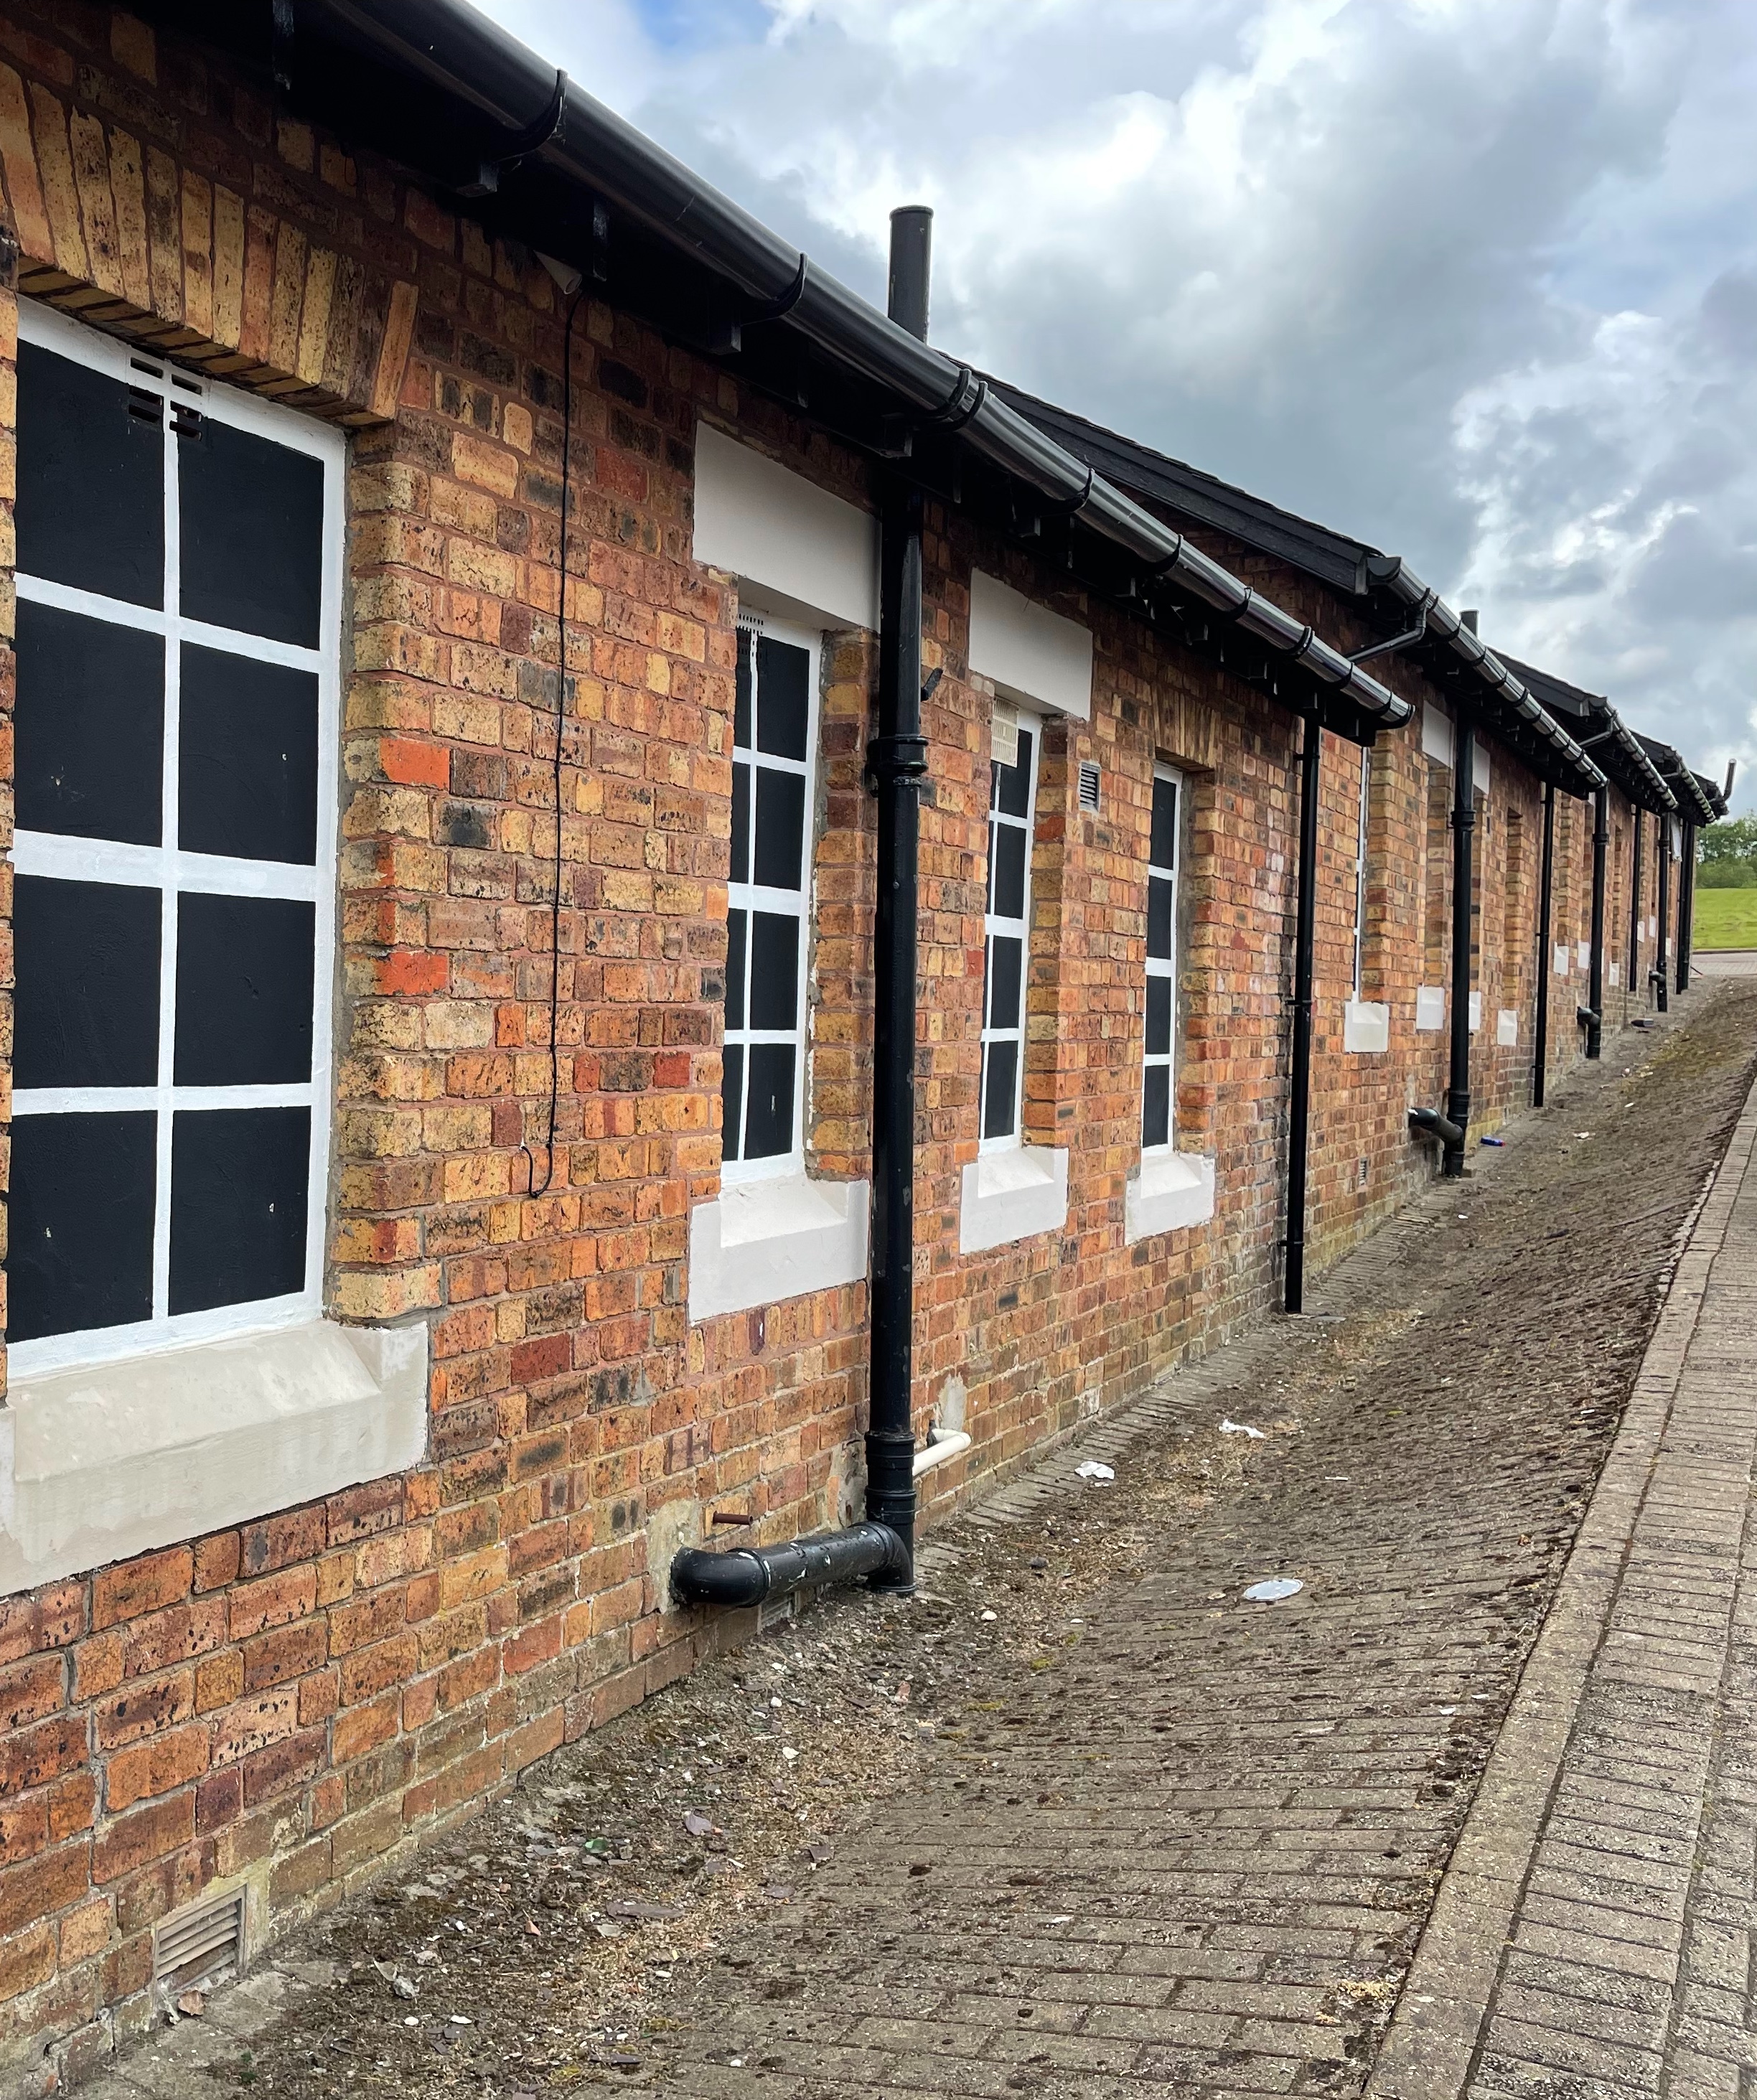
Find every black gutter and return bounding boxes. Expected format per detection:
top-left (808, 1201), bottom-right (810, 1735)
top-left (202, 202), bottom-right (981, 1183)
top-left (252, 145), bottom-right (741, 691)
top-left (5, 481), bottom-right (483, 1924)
top-left (1501, 658), bottom-right (1677, 816)
top-left (1443, 712), bottom-right (1476, 1175)
top-left (1534, 782), bottom-right (1554, 1107)
top-left (1283, 721), bottom-right (1321, 1312)
top-left (202, 0), bottom-right (1409, 745)
top-left (1586, 787), bottom-right (1607, 1058)
top-left (985, 384), bottom-right (1608, 799)
top-left (1364, 568), bottom-right (1606, 801)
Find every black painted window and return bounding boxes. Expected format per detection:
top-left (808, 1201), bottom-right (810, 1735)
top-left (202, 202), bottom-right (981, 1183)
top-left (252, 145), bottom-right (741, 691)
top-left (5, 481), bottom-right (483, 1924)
top-left (721, 623), bottom-right (815, 1173)
top-left (980, 713), bottom-right (1039, 1145)
top-left (7, 309), bottom-right (338, 1369)
top-left (1143, 769), bottom-right (1181, 1150)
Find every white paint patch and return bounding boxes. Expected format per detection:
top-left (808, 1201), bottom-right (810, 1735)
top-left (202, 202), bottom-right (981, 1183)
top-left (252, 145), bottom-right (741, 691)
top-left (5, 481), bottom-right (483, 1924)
top-left (968, 570), bottom-right (1094, 721)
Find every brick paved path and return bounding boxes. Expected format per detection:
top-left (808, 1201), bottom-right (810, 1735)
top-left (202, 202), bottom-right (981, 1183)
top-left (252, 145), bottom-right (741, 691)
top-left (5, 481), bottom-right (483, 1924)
top-left (628, 1006), bottom-right (1757, 2099)
top-left (62, 988), bottom-right (1757, 2100)
top-left (1372, 1065), bottom-right (1757, 2100)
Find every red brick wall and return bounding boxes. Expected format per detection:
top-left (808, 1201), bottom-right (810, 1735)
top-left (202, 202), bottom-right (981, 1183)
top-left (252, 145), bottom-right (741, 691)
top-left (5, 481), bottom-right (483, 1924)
top-left (0, 7), bottom-right (1657, 2091)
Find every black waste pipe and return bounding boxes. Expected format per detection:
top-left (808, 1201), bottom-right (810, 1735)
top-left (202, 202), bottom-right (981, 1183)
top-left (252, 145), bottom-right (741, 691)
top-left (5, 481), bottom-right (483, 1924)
top-left (666, 212), bottom-right (928, 1615)
top-left (1283, 720), bottom-right (1321, 1313)
top-left (1627, 806), bottom-right (1644, 1014)
top-left (861, 211), bottom-right (934, 1593)
top-left (1408, 1105), bottom-right (1465, 1149)
top-left (1654, 817), bottom-right (1671, 1013)
top-left (1678, 823), bottom-right (1695, 993)
top-left (1443, 713), bottom-right (1475, 1176)
top-left (1534, 781), bottom-right (1555, 1108)
top-left (670, 1522), bottom-right (910, 1610)
top-left (1586, 787), bottom-right (1607, 1059)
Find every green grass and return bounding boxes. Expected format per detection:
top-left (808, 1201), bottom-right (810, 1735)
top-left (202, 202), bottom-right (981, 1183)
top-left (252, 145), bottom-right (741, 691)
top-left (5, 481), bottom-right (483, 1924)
top-left (1694, 886), bottom-right (1757, 950)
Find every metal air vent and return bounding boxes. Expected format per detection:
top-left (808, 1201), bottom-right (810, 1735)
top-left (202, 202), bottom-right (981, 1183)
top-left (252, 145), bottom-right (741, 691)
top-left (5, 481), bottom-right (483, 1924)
top-left (153, 1888), bottom-right (245, 1993)
top-left (1078, 761), bottom-right (1101, 812)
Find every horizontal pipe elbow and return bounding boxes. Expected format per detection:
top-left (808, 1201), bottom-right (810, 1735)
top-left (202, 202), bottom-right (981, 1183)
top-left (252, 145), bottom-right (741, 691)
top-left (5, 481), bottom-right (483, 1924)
top-left (669, 1547), bottom-right (772, 1610)
top-left (670, 1521), bottom-right (910, 1612)
top-left (1576, 1004), bottom-right (1600, 1027)
top-left (1407, 1105), bottom-right (1464, 1148)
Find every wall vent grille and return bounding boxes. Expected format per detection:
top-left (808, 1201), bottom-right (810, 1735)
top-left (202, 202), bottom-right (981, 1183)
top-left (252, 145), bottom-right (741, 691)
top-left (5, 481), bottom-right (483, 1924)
top-left (153, 1889), bottom-right (245, 1992)
top-left (1078, 761), bottom-right (1101, 812)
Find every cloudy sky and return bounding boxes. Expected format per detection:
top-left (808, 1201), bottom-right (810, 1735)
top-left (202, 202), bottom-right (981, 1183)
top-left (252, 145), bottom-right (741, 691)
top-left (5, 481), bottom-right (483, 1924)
top-left (479, 0), bottom-right (1757, 805)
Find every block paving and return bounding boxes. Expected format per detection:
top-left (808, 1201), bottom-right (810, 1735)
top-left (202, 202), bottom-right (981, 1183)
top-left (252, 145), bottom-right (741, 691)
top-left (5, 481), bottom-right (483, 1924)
top-left (50, 983), bottom-right (1757, 2100)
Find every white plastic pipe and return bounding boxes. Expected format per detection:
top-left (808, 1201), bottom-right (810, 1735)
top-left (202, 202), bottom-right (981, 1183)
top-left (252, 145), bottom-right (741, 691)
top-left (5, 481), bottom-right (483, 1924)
top-left (912, 1431), bottom-right (972, 1478)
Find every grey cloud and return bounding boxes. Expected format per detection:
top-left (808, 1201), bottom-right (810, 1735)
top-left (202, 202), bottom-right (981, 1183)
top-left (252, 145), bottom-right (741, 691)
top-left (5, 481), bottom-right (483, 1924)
top-left (489, 0), bottom-right (1757, 802)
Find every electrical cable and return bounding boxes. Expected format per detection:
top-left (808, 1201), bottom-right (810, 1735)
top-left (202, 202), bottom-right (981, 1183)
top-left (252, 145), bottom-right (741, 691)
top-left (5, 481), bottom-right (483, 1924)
top-left (522, 288), bottom-right (581, 1197)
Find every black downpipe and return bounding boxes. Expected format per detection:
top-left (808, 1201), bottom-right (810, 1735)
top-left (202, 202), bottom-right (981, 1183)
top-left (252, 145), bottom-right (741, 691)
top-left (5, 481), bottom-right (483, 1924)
top-left (671, 1523), bottom-right (910, 1610)
top-left (1627, 807), bottom-right (1644, 1014)
top-left (1443, 714), bottom-right (1475, 1176)
top-left (1678, 824), bottom-right (1695, 993)
top-left (1534, 782), bottom-right (1555, 1108)
top-left (1283, 721), bottom-right (1321, 1313)
top-left (1586, 787), bottom-right (1608, 1059)
top-left (1655, 820), bottom-right (1671, 1013)
top-left (862, 210), bottom-right (934, 1593)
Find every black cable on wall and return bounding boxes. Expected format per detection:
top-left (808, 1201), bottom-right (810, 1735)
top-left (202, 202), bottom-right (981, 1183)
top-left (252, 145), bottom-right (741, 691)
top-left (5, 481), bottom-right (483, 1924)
top-left (523, 289), bottom-right (581, 1198)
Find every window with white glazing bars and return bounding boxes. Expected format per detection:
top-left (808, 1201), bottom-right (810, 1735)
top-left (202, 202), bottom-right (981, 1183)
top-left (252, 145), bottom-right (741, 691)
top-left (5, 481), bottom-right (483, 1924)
top-left (980, 716), bottom-right (1039, 1145)
top-left (1143, 767), bottom-right (1181, 1150)
top-left (7, 302), bottom-right (342, 1376)
top-left (721, 619), bottom-right (818, 1178)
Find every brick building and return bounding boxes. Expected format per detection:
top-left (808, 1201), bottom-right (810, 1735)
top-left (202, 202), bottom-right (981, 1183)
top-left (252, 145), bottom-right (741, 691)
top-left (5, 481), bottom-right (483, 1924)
top-left (0, 2), bottom-right (1721, 2089)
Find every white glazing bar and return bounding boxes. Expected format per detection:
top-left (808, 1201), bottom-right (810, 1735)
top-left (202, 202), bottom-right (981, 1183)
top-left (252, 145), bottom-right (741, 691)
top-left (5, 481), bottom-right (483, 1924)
top-left (15, 1082), bottom-right (315, 1117)
top-left (14, 573), bottom-right (323, 675)
top-left (13, 833), bottom-right (319, 900)
top-left (152, 398), bottom-right (179, 1322)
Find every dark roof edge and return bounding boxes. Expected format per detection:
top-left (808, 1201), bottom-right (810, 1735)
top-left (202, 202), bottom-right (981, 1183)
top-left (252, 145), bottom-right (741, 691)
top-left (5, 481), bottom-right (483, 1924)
top-left (219, 0), bottom-right (1407, 740)
top-left (1497, 654), bottom-right (1677, 814)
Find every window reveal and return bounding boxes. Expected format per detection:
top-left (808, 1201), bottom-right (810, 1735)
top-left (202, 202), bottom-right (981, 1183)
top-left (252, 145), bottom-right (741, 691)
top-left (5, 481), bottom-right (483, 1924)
top-left (6, 306), bottom-right (339, 1372)
top-left (980, 717), bottom-right (1039, 1145)
top-left (721, 622), bottom-right (817, 1176)
top-left (1143, 767), bottom-right (1181, 1151)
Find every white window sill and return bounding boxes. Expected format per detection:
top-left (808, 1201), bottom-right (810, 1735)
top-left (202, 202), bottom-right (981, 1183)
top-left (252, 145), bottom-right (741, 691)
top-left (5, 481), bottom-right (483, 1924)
top-left (958, 1145), bottom-right (1069, 1255)
top-left (1, 1320), bottom-right (428, 1598)
top-left (688, 1173), bottom-right (869, 1321)
top-left (1125, 1150), bottom-right (1217, 1244)
top-left (1415, 986), bottom-right (1446, 1031)
top-left (1343, 1000), bottom-right (1390, 1054)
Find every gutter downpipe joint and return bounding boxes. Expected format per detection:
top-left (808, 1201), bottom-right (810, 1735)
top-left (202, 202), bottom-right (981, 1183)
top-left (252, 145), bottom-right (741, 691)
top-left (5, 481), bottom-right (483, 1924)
top-left (1283, 718), bottom-right (1321, 1313)
top-left (1534, 781), bottom-right (1555, 1108)
top-left (1443, 712), bottom-right (1475, 1176)
top-left (1587, 787), bottom-right (1608, 1059)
